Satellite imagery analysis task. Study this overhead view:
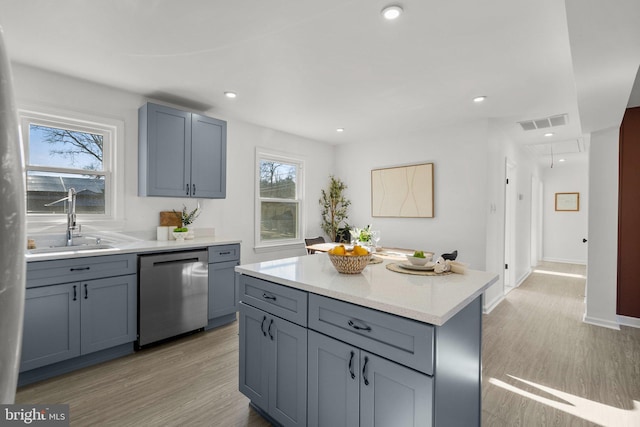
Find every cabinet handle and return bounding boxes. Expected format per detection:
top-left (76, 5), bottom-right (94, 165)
top-left (70, 267), bottom-right (90, 272)
top-left (192, 184), bottom-right (196, 195)
top-left (268, 319), bottom-right (274, 341)
top-left (84, 283), bottom-right (88, 299)
top-left (219, 251), bottom-right (231, 255)
top-left (348, 319), bottom-right (371, 332)
top-left (362, 356), bottom-right (370, 386)
top-left (261, 315), bottom-right (267, 337)
top-left (262, 293), bottom-right (277, 301)
top-left (186, 183), bottom-right (190, 196)
top-left (348, 351), bottom-right (356, 379)
top-left (73, 285), bottom-right (77, 301)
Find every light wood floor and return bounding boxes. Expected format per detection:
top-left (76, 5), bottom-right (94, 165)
top-left (16, 262), bottom-right (640, 426)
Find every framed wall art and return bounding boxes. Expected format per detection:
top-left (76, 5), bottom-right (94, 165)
top-left (371, 162), bottom-right (434, 218)
top-left (555, 192), bottom-right (579, 211)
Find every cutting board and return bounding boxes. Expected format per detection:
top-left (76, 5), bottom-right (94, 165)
top-left (160, 211), bottom-right (182, 227)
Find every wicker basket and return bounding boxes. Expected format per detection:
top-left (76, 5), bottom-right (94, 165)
top-left (328, 253), bottom-right (370, 274)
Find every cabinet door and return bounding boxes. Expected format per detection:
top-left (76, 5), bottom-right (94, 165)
top-left (360, 352), bottom-right (433, 427)
top-left (21, 283), bottom-right (80, 372)
top-left (191, 113), bottom-right (226, 198)
top-left (208, 260), bottom-right (239, 319)
top-left (80, 275), bottom-right (137, 355)
top-left (269, 316), bottom-right (307, 427)
top-left (239, 303), bottom-right (269, 410)
top-left (308, 331), bottom-right (359, 427)
top-left (142, 103), bottom-right (191, 197)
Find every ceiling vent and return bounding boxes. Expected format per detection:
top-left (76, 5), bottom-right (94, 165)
top-left (518, 114), bottom-right (568, 131)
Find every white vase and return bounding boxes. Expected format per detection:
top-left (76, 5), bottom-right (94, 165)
top-left (173, 231), bottom-right (187, 241)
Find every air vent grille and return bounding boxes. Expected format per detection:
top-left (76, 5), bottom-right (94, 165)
top-left (519, 114), bottom-right (568, 131)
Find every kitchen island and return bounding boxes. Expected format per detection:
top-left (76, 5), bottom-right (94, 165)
top-left (236, 254), bottom-right (498, 427)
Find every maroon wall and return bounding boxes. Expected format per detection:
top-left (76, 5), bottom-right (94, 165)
top-left (618, 106), bottom-right (640, 318)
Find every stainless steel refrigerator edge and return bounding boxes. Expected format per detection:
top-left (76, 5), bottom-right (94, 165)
top-left (0, 26), bottom-right (27, 404)
top-left (138, 250), bottom-right (208, 347)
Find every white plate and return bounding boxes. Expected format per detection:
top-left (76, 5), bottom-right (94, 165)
top-left (398, 262), bottom-right (436, 271)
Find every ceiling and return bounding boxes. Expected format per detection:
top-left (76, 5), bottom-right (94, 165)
top-left (0, 0), bottom-right (639, 164)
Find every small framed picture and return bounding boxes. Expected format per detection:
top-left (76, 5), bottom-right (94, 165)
top-left (555, 192), bottom-right (579, 211)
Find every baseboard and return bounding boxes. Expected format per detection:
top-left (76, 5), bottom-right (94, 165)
top-left (582, 314), bottom-right (621, 330)
top-left (541, 257), bottom-right (587, 265)
top-left (483, 293), bottom-right (504, 314)
top-left (516, 270), bottom-right (531, 287)
top-left (617, 315), bottom-right (640, 329)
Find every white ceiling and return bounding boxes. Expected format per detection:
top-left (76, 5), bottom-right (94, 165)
top-left (0, 0), bottom-right (638, 160)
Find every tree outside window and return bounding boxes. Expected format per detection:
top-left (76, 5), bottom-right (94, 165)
top-left (21, 112), bottom-right (113, 216)
top-left (257, 154), bottom-right (303, 245)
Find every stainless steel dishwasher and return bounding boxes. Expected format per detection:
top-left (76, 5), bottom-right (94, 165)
top-left (138, 250), bottom-right (208, 347)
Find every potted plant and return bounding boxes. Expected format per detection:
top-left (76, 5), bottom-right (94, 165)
top-left (173, 204), bottom-right (200, 240)
top-left (319, 175), bottom-right (351, 243)
top-left (172, 226), bottom-right (189, 241)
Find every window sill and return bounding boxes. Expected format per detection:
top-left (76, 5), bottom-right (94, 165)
top-left (254, 241), bottom-right (306, 254)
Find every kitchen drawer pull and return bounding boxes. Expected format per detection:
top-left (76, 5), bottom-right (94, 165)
top-left (84, 283), bottom-right (88, 299)
top-left (261, 315), bottom-right (267, 337)
top-left (186, 184), bottom-right (190, 195)
top-left (362, 356), bottom-right (370, 386)
top-left (268, 319), bottom-right (274, 340)
top-left (73, 285), bottom-right (77, 301)
top-left (348, 351), bottom-right (356, 379)
top-left (70, 267), bottom-right (90, 272)
top-left (348, 319), bottom-right (371, 332)
top-left (219, 251), bottom-right (231, 255)
top-left (262, 293), bottom-right (277, 301)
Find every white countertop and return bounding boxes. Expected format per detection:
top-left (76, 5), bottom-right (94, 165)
top-left (26, 236), bottom-right (241, 262)
top-left (236, 254), bottom-right (499, 326)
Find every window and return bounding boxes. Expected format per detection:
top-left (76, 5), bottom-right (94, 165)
top-left (20, 110), bottom-right (116, 219)
top-left (255, 149), bottom-right (304, 248)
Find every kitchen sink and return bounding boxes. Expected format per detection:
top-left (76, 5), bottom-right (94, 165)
top-left (27, 244), bottom-right (116, 255)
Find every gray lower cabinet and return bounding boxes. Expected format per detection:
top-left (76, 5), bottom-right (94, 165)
top-left (21, 274), bottom-right (136, 372)
top-left (208, 244), bottom-right (241, 321)
top-left (239, 274), bottom-right (482, 427)
top-left (308, 331), bottom-right (432, 427)
top-left (21, 283), bottom-right (81, 372)
top-left (21, 254), bottom-right (137, 376)
top-left (239, 302), bottom-right (307, 427)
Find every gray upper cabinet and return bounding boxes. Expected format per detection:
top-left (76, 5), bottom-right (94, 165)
top-left (139, 102), bottom-right (226, 198)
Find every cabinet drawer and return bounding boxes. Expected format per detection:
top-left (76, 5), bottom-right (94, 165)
top-left (208, 244), bottom-right (240, 263)
top-left (26, 254), bottom-right (137, 288)
top-left (240, 275), bottom-right (307, 327)
top-left (309, 294), bottom-right (434, 375)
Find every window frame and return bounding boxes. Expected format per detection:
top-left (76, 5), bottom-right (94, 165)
top-left (19, 108), bottom-right (123, 225)
top-left (254, 148), bottom-right (305, 251)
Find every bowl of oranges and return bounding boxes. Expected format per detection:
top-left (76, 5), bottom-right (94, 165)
top-left (327, 244), bottom-right (371, 274)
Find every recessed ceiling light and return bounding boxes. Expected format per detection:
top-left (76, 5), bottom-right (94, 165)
top-left (544, 132), bottom-right (554, 137)
top-left (336, 128), bottom-right (345, 133)
top-left (381, 5), bottom-right (403, 20)
top-left (473, 96), bottom-right (487, 103)
top-left (224, 91), bottom-right (237, 99)
top-left (559, 158), bottom-right (566, 162)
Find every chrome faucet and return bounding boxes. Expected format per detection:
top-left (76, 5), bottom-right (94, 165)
top-left (45, 188), bottom-right (80, 246)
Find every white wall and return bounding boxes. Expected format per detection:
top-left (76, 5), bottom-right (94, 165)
top-left (541, 161), bottom-right (588, 263)
top-left (483, 122), bottom-right (541, 311)
top-left (584, 127), bottom-right (619, 329)
top-left (12, 64), bottom-right (335, 264)
top-left (334, 121), bottom-right (490, 271)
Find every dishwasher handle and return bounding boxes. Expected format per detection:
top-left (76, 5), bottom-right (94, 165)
top-left (153, 257), bottom-right (200, 267)
top-left (139, 250), bottom-right (208, 270)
